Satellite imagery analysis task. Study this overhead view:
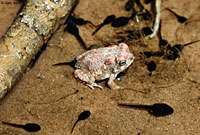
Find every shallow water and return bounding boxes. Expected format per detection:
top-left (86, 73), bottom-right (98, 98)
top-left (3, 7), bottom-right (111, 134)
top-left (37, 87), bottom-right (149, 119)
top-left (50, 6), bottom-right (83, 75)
top-left (0, 0), bottom-right (200, 134)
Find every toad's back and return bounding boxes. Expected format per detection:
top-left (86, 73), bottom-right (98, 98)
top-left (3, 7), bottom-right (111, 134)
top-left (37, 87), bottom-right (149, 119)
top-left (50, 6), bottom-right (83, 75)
top-left (75, 45), bottom-right (119, 79)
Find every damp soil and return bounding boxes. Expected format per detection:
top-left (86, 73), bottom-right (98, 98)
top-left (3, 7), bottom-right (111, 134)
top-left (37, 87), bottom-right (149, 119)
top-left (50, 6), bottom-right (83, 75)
top-left (0, 0), bottom-right (200, 135)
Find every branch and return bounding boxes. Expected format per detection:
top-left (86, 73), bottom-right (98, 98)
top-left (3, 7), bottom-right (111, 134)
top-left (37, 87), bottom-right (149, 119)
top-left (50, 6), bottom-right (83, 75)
top-left (0, 0), bottom-right (76, 100)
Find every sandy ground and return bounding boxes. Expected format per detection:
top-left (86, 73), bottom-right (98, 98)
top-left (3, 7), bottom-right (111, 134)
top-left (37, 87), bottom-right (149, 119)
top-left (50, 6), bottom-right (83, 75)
top-left (0, 0), bottom-right (200, 135)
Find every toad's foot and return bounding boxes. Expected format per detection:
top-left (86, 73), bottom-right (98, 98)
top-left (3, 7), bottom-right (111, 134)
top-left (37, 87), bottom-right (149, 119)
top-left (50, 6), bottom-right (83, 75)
top-left (108, 74), bottom-right (120, 89)
top-left (87, 83), bottom-right (103, 89)
top-left (112, 85), bottom-right (120, 89)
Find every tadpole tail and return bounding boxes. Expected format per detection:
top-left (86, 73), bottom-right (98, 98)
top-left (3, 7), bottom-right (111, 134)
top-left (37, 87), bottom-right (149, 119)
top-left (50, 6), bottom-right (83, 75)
top-left (166, 8), bottom-right (180, 18)
top-left (71, 0), bottom-right (79, 13)
top-left (183, 40), bottom-right (200, 46)
top-left (2, 122), bottom-right (24, 128)
top-left (53, 62), bottom-right (71, 66)
top-left (118, 104), bottom-right (152, 110)
top-left (76, 34), bottom-right (88, 50)
top-left (65, 0), bottom-right (79, 25)
top-left (71, 120), bottom-right (79, 133)
top-left (92, 24), bottom-right (103, 35)
top-left (143, 51), bottom-right (164, 58)
top-left (87, 21), bottom-right (97, 27)
top-left (53, 59), bottom-right (77, 69)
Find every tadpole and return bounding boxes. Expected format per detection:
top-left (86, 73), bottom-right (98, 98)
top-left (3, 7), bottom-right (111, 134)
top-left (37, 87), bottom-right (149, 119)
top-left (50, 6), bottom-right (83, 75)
top-left (65, 20), bottom-right (87, 50)
top-left (2, 122), bottom-right (41, 132)
top-left (137, 9), bottom-right (152, 21)
top-left (118, 103), bottom-right (174, 117)
top-left (142, 27), bottom-right (153, 36)
top-left (111, 17), bottom-right (130, 27)
top-left (111, 12), bottom-right (136, 27)
top-left (166, 8), bottom-right (187, 23)
top-left (125, 0), bottom-right (135, 11)
top-left (69, 15), bottom-right (96, 26)
top-left (92, 15), bottom-right (116, 35)
top-left (171, 40), bottom-right (200, 53)
top-left (71, 110), bottom-right (91, 133)
top-left (165, 40), bottom-right (200, 60)
top-left (147, 60), bottom-right (156, 76)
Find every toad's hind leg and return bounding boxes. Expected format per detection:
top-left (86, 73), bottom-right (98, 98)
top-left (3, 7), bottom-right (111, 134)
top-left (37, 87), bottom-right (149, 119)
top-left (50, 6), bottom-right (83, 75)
top-left (74, 69), bottom-right (103, 89)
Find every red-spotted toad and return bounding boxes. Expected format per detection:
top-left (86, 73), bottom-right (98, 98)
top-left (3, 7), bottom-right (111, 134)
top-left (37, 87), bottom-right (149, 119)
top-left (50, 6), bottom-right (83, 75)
top-left (74, 43), bottom-right (134, 89)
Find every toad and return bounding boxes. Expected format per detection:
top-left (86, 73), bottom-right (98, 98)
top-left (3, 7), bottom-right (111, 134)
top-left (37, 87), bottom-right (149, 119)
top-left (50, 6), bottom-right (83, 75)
top-left (74, 43), bottom-right (134, 89)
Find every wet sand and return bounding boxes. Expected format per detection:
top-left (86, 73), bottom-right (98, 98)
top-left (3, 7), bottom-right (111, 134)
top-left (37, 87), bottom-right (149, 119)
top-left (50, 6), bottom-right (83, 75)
top-left (0, 0), bottom-right (200, 135)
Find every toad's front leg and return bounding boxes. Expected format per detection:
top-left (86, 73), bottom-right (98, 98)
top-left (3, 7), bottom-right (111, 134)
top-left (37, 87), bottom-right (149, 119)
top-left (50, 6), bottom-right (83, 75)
top-left (108, 74), bottom-right (120, 89)
top-left (74, 69), bottom-right (103, 89)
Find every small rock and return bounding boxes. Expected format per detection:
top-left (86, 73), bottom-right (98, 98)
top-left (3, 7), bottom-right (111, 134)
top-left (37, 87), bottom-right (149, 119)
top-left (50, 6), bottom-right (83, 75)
top-left (36, 73), bottom-right (45, 79)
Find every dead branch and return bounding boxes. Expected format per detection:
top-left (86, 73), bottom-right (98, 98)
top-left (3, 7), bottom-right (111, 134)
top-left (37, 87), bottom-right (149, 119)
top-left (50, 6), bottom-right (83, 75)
top-left (0, 0), bottom-right (76, 100)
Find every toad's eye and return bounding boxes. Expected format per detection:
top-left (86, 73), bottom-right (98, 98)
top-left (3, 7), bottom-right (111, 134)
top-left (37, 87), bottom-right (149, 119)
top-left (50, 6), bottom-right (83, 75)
top-left (119, 60), bottom-right (126, 66)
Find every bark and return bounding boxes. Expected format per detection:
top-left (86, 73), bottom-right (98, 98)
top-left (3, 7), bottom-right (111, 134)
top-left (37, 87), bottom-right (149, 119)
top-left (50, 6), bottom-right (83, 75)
top-left (0, 0), bottom-right (76, 100)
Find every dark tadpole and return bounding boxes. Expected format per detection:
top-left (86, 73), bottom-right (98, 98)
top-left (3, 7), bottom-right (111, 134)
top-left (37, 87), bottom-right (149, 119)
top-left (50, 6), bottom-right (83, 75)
top-left (74, 18), bottom-right (95, 26)
top-left (65, 20), bottom-right (88, 50)
top-left (92, 15), bottom-right (116, 35)
top-left (118, 103), bottom-right (174, 117)
top-left (165, 40), bottom-right (200, 60)
top-left (147, 61), bottom-right (156, 76)
top-left (159, 39), bottom-right (169, 51)
top-left (142, 27), bottom-right (153, 36)
top-left (171, 40), bottom-right (200, 53)
top-left (68, 15), bottom-right (96, 26)
top-left (52, 59), bottom-right (77, 69)
top-left (137, 9), bottom-right (152, 21)
top-left (125, 0), bottom-right (135, 11)
top-left (71, 110), bottom-right (91, 133)
top-left (111, 12), bottom-right (136, 27)
top-left (166, 8), bottom-right (187, 23)
top-left (2, 122), bottom-right (41, 132)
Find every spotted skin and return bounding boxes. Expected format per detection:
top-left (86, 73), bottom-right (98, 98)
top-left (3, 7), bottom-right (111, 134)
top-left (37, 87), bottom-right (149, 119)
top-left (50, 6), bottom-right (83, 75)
top-left (74, 43), bottom-right (134, 89)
